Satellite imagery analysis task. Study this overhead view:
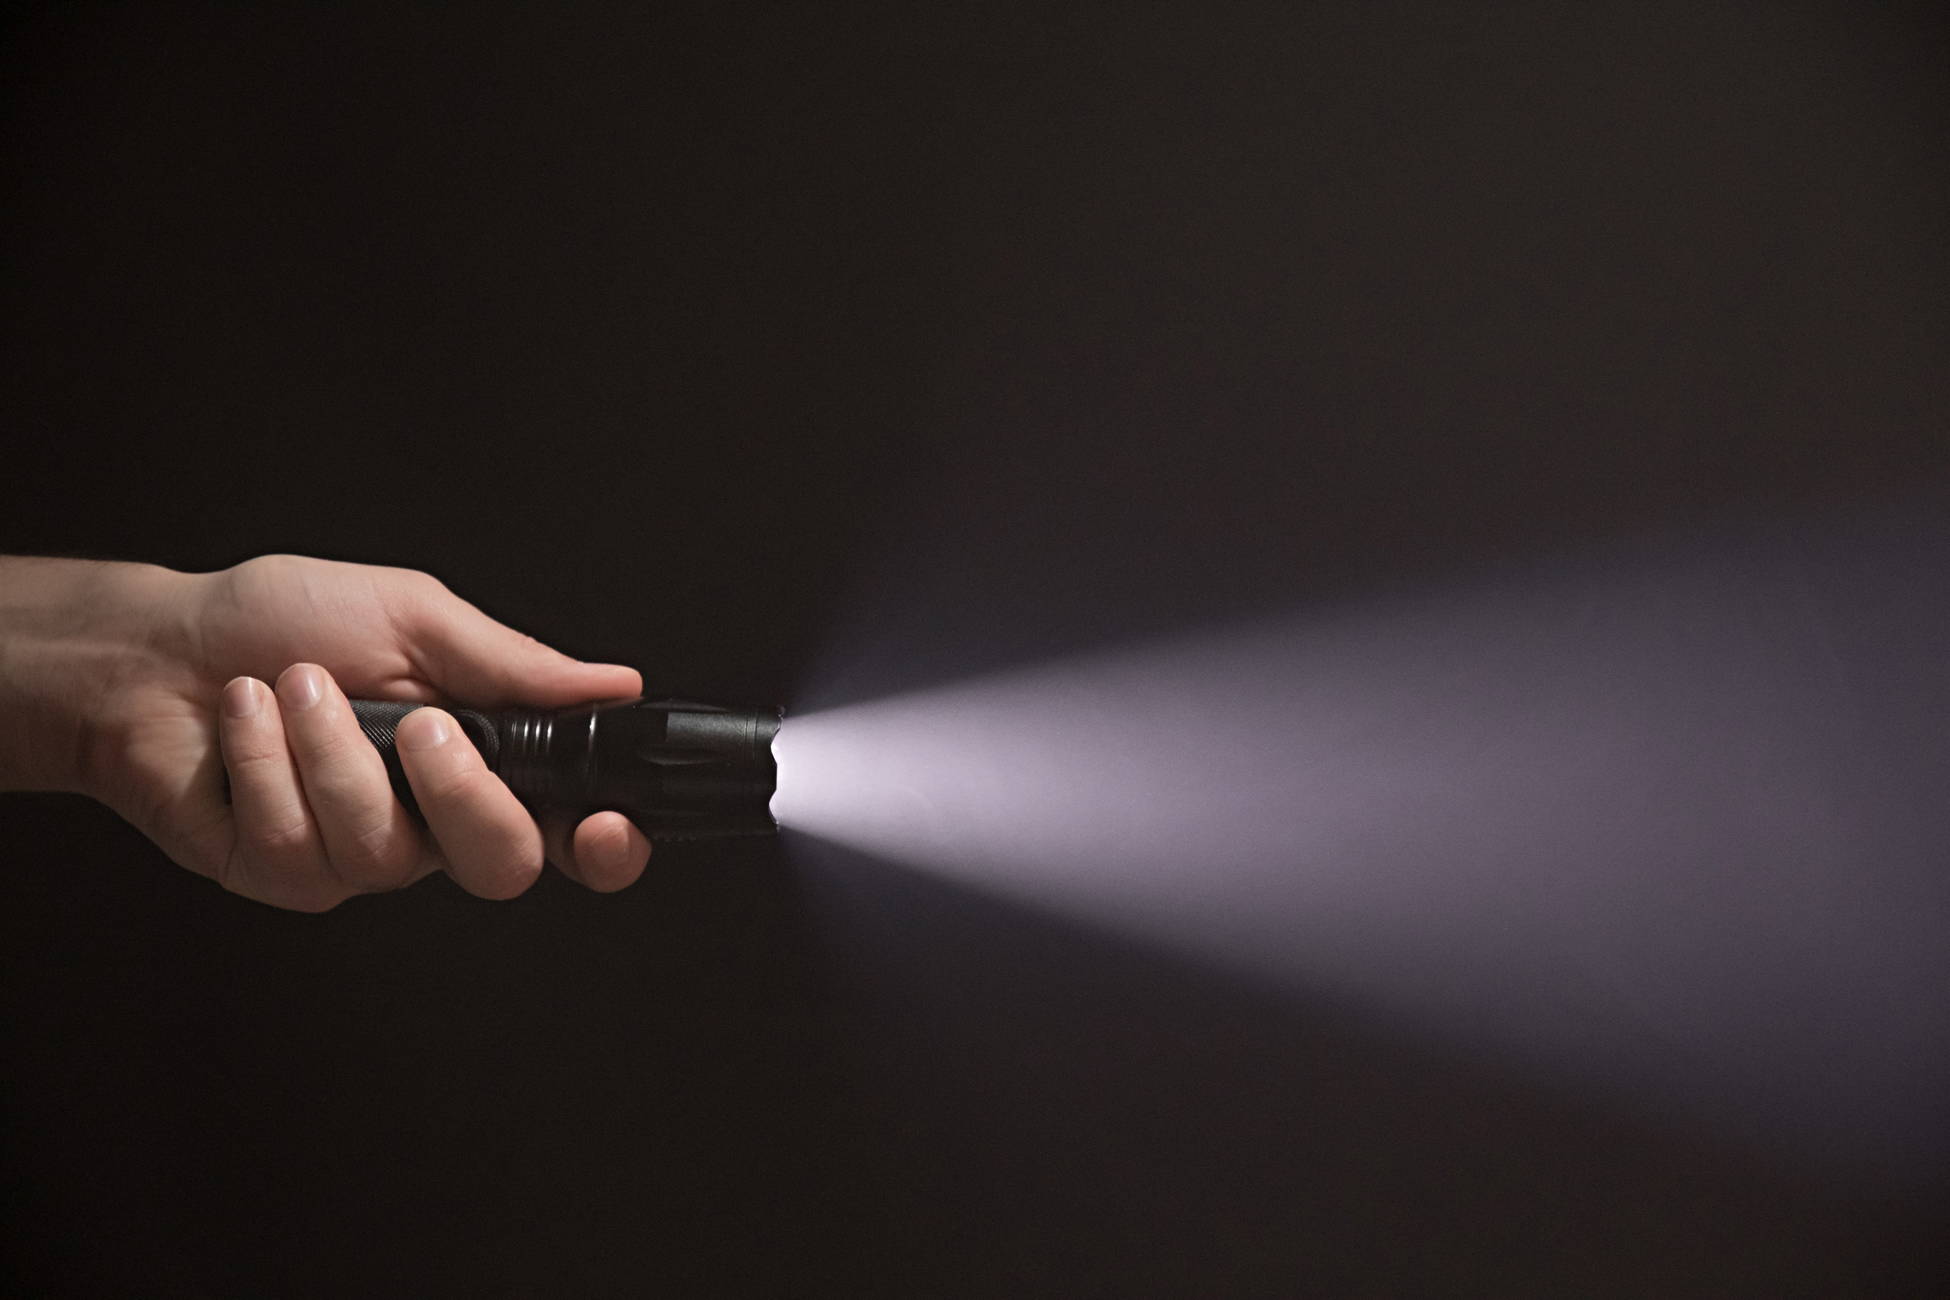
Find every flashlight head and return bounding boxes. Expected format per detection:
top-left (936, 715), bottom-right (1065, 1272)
top-left (500, 698), bottom-right (782, 842)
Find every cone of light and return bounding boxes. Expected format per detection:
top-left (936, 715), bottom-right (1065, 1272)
top-left (772, 510), bottom-right (1950, 1185)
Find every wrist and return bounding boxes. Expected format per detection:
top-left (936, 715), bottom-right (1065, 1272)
top-left (0, 557), bottom-right (200, 795)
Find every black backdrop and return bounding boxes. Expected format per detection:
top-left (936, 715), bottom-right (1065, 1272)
top-left (3, 3), bottom-right (1945, 1296)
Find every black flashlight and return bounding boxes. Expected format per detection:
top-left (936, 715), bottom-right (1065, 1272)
top-left (348, 697), bottom-right (781, 841)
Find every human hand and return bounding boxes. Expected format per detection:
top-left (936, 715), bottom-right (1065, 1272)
top-left (0, 553), bottom-right (650, 911)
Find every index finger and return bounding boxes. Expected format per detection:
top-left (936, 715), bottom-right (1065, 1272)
top-left (394, 706), bottom-right (545, 900)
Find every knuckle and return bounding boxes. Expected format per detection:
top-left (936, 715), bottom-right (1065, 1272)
top-left (347, 815), bottom-right (398, 862)
top-left (389, 566), bottom-right (447, 597)
top-left (290, 723), bottom-right (374, 779)
top-left (333, 819), bottom-right (416, 889)
top-left (297, 725), bottom-right (356, 763)
top-left (502, 849), bottom-right (546, 887)
top-left (286, 886), bottom-right (353, 915)
top-left (223, 839), bottom-right (351, 913)
top-left (469, 854), bottom-right (544, 901)
top-left (445, 821), bottom-right (545, 900)
top-left (235, 553), bottom-right (301, 584)
top-left (293, 774), bottom-right (377, 832)
top-left (416, 760), bottom-right (492, 808)
top-left (254, 815), bottom-right (316, 861)
top-left (225, 743), bottom-right (289, 782)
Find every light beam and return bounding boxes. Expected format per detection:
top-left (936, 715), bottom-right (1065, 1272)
top-left (774, 508), bottom-right (1950, 1184)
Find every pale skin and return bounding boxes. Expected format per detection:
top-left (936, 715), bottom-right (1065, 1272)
top-left (0, 553), bottom-right (651, 911)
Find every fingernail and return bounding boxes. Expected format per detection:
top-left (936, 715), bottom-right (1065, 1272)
top-left (284, 665), bottom-right (324, 711)
top-left (222, 677), bottom-right (261, 719)
top-left (400, 710), bottom-right (454, 752)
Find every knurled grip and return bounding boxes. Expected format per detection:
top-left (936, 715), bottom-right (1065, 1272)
top-left (350, 700), bottom-right (502, 816)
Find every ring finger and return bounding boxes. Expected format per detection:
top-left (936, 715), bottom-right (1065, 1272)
top-left (218, 675), bottom-right (341, 908)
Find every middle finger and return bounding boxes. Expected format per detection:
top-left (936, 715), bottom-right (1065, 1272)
top-left (276, 663), bottom-right (433, 893)
top-left (394, 706), bottom-right (546, 901)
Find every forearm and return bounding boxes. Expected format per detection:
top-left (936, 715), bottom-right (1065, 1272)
top-left (0, 557), bottom-right (193, 794)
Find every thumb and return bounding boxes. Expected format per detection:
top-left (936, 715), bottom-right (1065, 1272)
top-left (404, 585), bottom-right (642, 709)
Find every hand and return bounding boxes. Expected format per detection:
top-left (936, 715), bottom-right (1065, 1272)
top-left (0, 553), bottom-right (650, 911)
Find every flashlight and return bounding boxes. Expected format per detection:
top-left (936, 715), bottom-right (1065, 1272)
top-left (349, 697), bottom-right (782, 841)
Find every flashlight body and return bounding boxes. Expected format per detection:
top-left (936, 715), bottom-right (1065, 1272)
top-left (349, 697), bottom-right (780, 842)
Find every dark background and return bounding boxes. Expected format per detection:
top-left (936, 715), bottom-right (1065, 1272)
top-left (3, 2), bottom-right (1945, 1295)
